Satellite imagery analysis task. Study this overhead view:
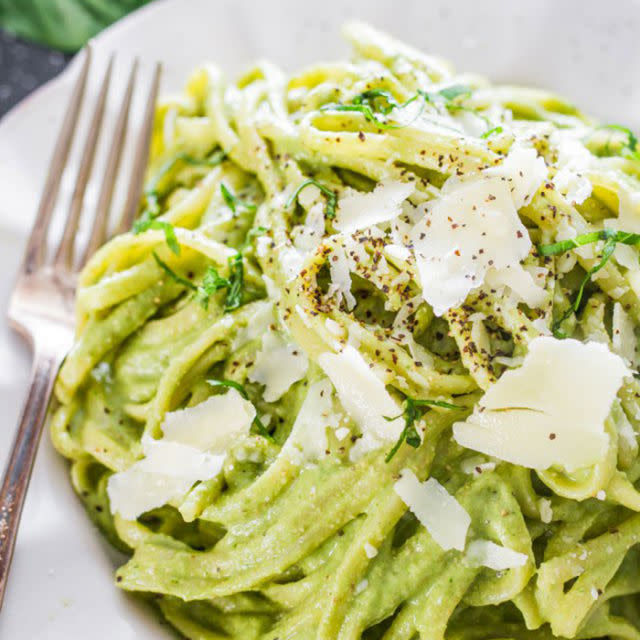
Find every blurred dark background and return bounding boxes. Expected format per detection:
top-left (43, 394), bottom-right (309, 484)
top-left (0, 1), bottom-right (152, 117)
top-left (0, 30), bottom-right (69, 116)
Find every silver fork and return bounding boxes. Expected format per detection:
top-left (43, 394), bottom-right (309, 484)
top-left (0, 47), bottom-right (161, 609)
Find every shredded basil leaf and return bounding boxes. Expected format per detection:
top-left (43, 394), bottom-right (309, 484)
top-left (481, 126), bottom-right (503, 139)
top-left (241, 226), bottom-right (269, 251)
top-left (152, 251), bottom-right (196, 290)
top-left (194, 266), bottom-right (229, 310)
top-left (539, 229), bottom-right (640, 336)
top-left (141, 149), bottom-right (226, 221)
top-left (207, 378), bottom-right (250, 398)
top-left (437, 84), bottom-right (472, 101)
top-left (251, 416), bottom-right (274, 440)
top-left (539, 229), bottom-right (640, 256)
top-left (353, 88), bottom-right (400, 115)
top-left (591, 124), bottom-right (640, 162)
top-left (224, 253), bottom-right (244, 311)
top-left (418, 84), bottom-right (472, 106)
top-left (321, 84), bottom-right (472, 131)
top-left (134, 219), bottom-right (180, 255)
top-left (194, 253), bottom-right (244, 312)
top-left (153, 247), bottom-right (244, 312)
top-left (321, 89), bottom-right (415, 130)
top-left (133, 150), bottom-right (227, 254)
top-left (221, 183), bottom-right (257, 214)
top-left (601, 124), bottom-right (638, 152)
top-left (287, 179), bottom-right (337, 219)
top-left (385, 397), bottom-right (462, 462)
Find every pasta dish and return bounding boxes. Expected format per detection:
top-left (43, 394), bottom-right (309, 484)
top-left (51, 22), bottom-right (640, 640)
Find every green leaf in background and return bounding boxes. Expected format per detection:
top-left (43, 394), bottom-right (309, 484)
top-left (0, 0), bottom-right (152, 53)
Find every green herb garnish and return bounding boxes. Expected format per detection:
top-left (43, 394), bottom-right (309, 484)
top-left (134, 219), bottom-right (180, 255)
top-left (436, 84), bottom-right (473, 101)
top-left (287, 179), bottom-right (337, 219)
top-left (221, 183), bottom-right (257, 214)
top-left (152, 251), bottom-right (196, 290)
top-left (194, 266), bottom-right (231, 310)
top-left (320, 85), bottom-right (472, 130)
top-left (208, 378), bottom-right (251, 397)
top-left (385, 397), bottom-right (462, 462)
top-left (133, 150), bottom-right (227, 253)
top-left (224, 252), bottom-right (244, 311)
top-left (320, 89), bottom-right (402, 128)
top-left (599, 124), bottom-right (639, 159)
top-left (140, 149), bottom-right (226, 221)
top-left (538, 229), bottom-right (640, 256)
top-left (153, 248), bottom-right (244, 312)
top-left (352, 88), bottom-right (401, 117)
top-left (207, 378), bottom-right (273, 440)
top-left (481, 126), bottom-right (503, 139)
top-left (194, 253), bottom-right (244, 311)
top-left (539, 229), bottom-right (640, 336)
top-left (241, 226), bottom-right (268, 251)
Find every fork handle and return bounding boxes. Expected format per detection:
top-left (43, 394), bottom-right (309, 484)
top-left (0, 346), bottom-right (63, 608)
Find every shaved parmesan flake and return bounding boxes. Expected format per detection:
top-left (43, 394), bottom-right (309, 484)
top-left (355, 579), bottom-right (368, 595)
top-left (538, 498), bottom-right (553, 524)
top-left (328, 246), bottom-right (356, 310)
top-left (318, 345), bottom-right (403, 459)
top-left (484, 146), bottom-right (548, 208)
top-left (460, 456), bottom-right (496, 476)
top-left (161, 389), bottom-right (255, 452)
top-left (334, 181), bottom-right (414, 233)
top-left (295, 304), bottom-right (313, 328)
top-left (280, 245), bottom-right (305, 282)
top-left (411, 147), bottom-right (546, 315)
top-left (325, 318), bottom-right (345, 338)
top-left (613, 242), bottom-right (638, 271)
top-left (554, 169), bottom-right (592, 205)
top-left (293, 202), bottom-right (326, 252)
top-left (531, 317), bottom-right (552, 336)
top-left (612, 302), bottom-right (637, 366)
top-left (613, 401), bottom-right (638, 456)
top-left (107, 440), bottom-right (224, 520)
top-left (385, 243), bottom-right (411, 262)
top-left (108, 388), bottom-right (259, 520)
top-left (262, 275), bottom-right (281, 302)
top-left (249, 331), bottom-right (308, 402)
top-left (454, 109), bottom-right (488, 138)
top-left (466, 539), bottom-right (528, 570)
top-left (618, 187), bottom-right (640, 233)
top-left (255, 234), bottom-right (271, 258)
top-left (453, 337), bottom-right (629, 471)
top-left (484, 264), bottom-right (547, 309)
top-left (282, 379), bottom-right (339, 463)
top-left (549, 131), bottom-right (593, 205)
top-left (394, 470), bottom-right (470, 551)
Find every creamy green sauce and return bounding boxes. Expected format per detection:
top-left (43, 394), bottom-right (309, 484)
top-left (51, 22), bottom-right (640, 640)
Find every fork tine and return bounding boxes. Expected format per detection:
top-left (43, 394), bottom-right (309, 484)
top-left (22, 47), bottom-right (91, 274)
top-left (53, 56), bottom-right (114, 271)
top-left (79, 59), bottom-right (138, 268)
top-left (116, 62), bottom-right (162, 234)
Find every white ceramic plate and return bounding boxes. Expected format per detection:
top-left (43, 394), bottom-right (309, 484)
top-left (1, 0), bottom-right (639, 636)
